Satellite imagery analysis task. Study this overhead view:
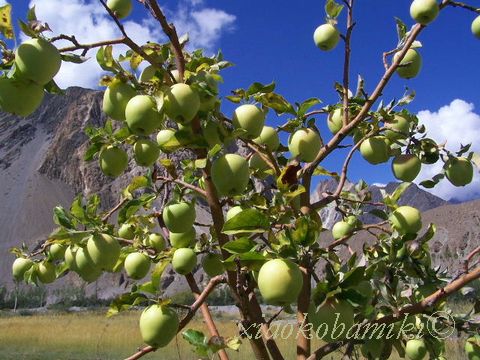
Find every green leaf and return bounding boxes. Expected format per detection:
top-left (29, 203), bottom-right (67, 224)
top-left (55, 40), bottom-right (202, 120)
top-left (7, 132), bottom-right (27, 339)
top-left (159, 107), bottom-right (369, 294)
top-left (225, 337), bottom-right (242, 351)
top-left (291, 216), bottom-right (320, 246)
top-left (0, 4), bottom-right (14, 39)
top-left (84, 143), bottom-right (102, 161)
top-left (123, 176), bottom-right (150, 198)
top-left (340, 266), bottom-right (365, 288)
top-left (325, 0), bottom-right (344, 19)
top-left (391, 182), bottom-right (411, 203)
top-left (222, 237), bottom-right (257, 254)
top-left (297, 98), bottom-right (321, 117)
top-left (246, 81), bottom-right (276, 96)
top-left (53, 206), bottom-right (75, 229)
top-left (183, 329), bottom-right (206, 347)
top-left (107, 292), bottom-right (148, 317)
top-left (395, 17), bottom-right (407, 43)
top-left (44, 79), bottom-right (65, 95)
top-left (222, 209), bottom-right (270, 235)
top-left (70, 196), bottom-right (86, 221)
top-left (27, 6), bottom-right (37, 21)
top-left (61, 53), bottom-right (89, 64)
top-left (398, 89), bottom-right (416, 106)
top-left (418, 223), bottom-right (436, 243)
top-left (256, 92), bottom-right (295, 115)
top-left (369, 209), bottom-right (388, 221)
top-left (151, 259), bottom-right (169, 290)
top-left (18, 20), bottom-right (36, 38)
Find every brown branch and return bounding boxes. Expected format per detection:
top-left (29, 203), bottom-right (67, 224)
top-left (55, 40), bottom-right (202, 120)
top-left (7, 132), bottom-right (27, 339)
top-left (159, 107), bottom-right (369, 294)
top-left (156, 176), bottom-right (207, 197)
top-left (57, 36), bottom-right (126, 56)
top-left (341, 0), bottom-right (355, 127)
top-left (242, 139), bottom-right (282, 177)
top-left (447, 1), bottom-right (480, 13)
top-left (464, 245), bottom-right (480, 272)
top-left (297, 264), bottom-right (312, 359)
top-left (102, 198), bottom-right (128, 223)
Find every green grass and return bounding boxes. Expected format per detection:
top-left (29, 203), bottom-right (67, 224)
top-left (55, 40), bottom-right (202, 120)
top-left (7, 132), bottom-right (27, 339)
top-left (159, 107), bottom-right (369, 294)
top-left (0, 310), bottom-right (468, 359)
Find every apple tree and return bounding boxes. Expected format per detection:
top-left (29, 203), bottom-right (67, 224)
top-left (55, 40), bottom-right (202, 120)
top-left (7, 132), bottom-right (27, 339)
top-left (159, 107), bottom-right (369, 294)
top-left (4, 0), bottom-right (480, 359)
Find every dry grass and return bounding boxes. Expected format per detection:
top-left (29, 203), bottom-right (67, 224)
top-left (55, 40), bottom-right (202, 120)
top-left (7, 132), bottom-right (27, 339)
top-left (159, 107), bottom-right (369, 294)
top-left (0, 310), bottom-right (467, 359)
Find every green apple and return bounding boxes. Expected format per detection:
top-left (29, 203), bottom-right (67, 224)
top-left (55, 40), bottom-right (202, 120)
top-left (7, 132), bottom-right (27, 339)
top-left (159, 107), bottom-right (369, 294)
top-left (289, 128), bottom-right (321, 162)
top-left (118, 223), bottom-right (136, 240)
top-left (465, 335), bottom-right (480, 360)
top-left (232, 104), bottom-right (265, 139)
top-left (37, 261), bottom-right (56, 284)
top-left (139, 304), bottom-right (179, 347)
top-left (332, 221), bottom-right (355, 240)
top-left (405, 339), bottom-right (427, 360)
top-left (253, 126), bottom-right (280, 151)
top-left (99, 146), bottom-right (128, 177)
top-left (170, 227), bottom-right (196, 248)
top-left (102, 81), bottom-right (136, 121)
top-left (308, 299), bottom-right (354, 342)
top-left (146, 233), bottom-right (166, 252)
top-left (418, 138), bottom-right (439, 164)
top-left (360, 136), bottom-right (390, 164)
top-left (392, 154), bottom-right (421, 182)
top-left (328, 108), bottom-right (344, 134)
top-left (395, 49), bottom-right (422, 79)
top-left (163, 202), bottom-right (196, 233)
top-left (107, 0), bottom-right (132, 19)
top-left (133, 139), bottom-right (160, 167)
top-left (444, 157), bottom-right (474, 187)
top-left (194, 72), bottom-right (219, 112)
top-left (125, 95), bottom-right (162, 135)
top-left (257, 259), bottom-right (303, 306)
top-left (156, 129), bottom-right (176, 150)
top-left (202, 122), bottom-right (222, 147)
top-left (472, 16), bottom-right (480, 39)
top-left (385, 114), bottom-right (410, 140)
top-left (172, 248), bottom-right (197, 275)
top-left (389, 206), bottom-right (422, 235)
top-left (226, 206), bottom-right (244, 221)
top-left (0, 78), bottom-right (44, 117)
top-left (211, 154), bottom-right (250, 196)
top-left (410, 0), bottom-right (439, 25)
top-left (164, 83), bottom-right (200, 123)
top-left (313, 23), bottom-right (340, 51)
top-left (15, 38), bottom-right (61, 85)
top-left (49, 243), bottom-right (66, 261)
top-left (86, 234), bottom-right (120, 271)
top-left (75, 247), bottom-right (102, 283)
top-left (125, 252), bottom-right (151, 280)
top-left (249, 153), bottom-right (270, 173)
top-left (64, 246), bottom-right (79, 271)
top-left (202, 253), bottom-right (225, 277)
top-left (12, 258), bottom-right (33, 281)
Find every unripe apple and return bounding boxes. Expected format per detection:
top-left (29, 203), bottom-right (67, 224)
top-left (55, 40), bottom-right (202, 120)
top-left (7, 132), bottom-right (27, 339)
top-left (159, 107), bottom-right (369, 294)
top-left (170, 227), bottom-right (196, 248)
top-left (146, 233), bottom-right (166, 252)
top-left (313, 24), bottom-right (340, 51)
top-left (133, 139), bottom-right (160, 167)
top-left (202, 122), bottom-right (222, 147)
top-left (232, 104), bottom-right (265, 139)
top-left (395, 49), bottom-right (422, 79)
top-left (172, 248), bottom-right (197, 275)
top-left (405, 339), bottom-right (427, 360)
top-left (444, 157), bottom-right (474, 187)
top-left (163, 202), bottom-right (196, 233)
top-left (118, 223), bottom-right (136, 240)
top-left (102, 81), bottom-right (136, 121)
top-left (64, 246), bottom-right (79, 271)
top-left (392, 154), bottom-right (421, 182)
top-left (249, 153), bottom-right (270, 173)
top-left (211, 154), bottom-right (250, 196)
top-left (0, 78), bottom-right (44, 117)
top-left (410, 0), bottom-right (439, 25)
top-left (360, 136), bottom-right (390, 164)
top-left (390, 206), bottom-right (422, 235)
top-left (124, 252), bottom-right (151, 280)
top-left (49, 243), bottom-right (67, 261)
top-left (164, 83), bottom-right (200, 123)
top-left (257, 259), bottom-right (303, 306)
top-left (226, 206), bottom-right (244, 221)
top-left (385, 114), bottom-right (410, 140)
top-left (139, 305), bottom-right (179, 347)
top-left (253, 126), bottom-right (280, 151)
top-left (289, 128), bottom-right (321, 163)
top-left (12, 258), bottom-right (33, 281)
top-left (332, 221), bottom-right (355, 240)
top-left (99, 146), bottom-right (128, 177)
top-left (87, 234), bottom-right (121, 271)
top-left (75, 247), bottom-right (102, 283)
top-left (328, 108), bottom-right (344, 134)
top-left (195, 73), bottom-right (219, 112)
top-left (418, 138), bottom-right (440, 164)
top-left (202, 253), bottom-right (225, 277)
top-left (15, 38), bottom-right (61, 85)
top-left (472, 16), bottom-right (480, 39)
top-left (107, 0), bottom-right (132, 19)
top-left (465, 335), bottom-right (480, 360)
top-left (37, 261), bottom-right (56, 284)
top-left (308, 299), bottom-right (354, 342)
top-left (125, 95), bottom-right (162, 135)
top-left (156, 129), bottom-right (176, 150)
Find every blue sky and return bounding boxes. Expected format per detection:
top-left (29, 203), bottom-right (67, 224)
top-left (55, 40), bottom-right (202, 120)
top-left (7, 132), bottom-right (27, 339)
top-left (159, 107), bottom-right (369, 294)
top-left (7, 0), bottom-right (480, 200)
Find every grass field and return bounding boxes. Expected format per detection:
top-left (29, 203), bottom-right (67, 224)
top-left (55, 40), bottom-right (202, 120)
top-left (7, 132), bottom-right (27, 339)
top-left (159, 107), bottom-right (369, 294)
top-left (0, 309), bottom-right (467, 359)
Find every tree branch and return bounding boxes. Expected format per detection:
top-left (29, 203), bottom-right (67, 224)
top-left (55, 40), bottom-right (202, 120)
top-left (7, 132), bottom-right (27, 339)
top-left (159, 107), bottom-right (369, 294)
top-left (156, 175), bottom-right (207, 197)
top-left (447, 1), bottom-right (480, 13)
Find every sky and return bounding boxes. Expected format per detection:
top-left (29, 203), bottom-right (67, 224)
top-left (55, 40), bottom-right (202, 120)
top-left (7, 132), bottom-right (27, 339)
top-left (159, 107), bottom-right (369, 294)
top-left (5, 0), bottom-right (480, 201)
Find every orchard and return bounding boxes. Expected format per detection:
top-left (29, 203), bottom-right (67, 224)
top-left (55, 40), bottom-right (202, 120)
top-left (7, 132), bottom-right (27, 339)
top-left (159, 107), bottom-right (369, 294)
top-left (3, 0), bottom-right (480, 359)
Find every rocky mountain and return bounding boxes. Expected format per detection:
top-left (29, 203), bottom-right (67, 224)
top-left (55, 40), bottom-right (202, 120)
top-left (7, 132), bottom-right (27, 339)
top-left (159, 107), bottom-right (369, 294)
top-left (0, 87), bottom-right (477, 302)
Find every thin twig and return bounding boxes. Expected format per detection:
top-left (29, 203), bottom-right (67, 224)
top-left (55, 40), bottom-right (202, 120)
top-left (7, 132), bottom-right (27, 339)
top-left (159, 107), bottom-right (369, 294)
top-left (156, 176), bottom-right (207, 197)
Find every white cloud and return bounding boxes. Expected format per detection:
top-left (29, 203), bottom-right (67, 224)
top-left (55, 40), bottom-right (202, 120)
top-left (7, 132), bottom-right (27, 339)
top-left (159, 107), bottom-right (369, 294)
top-left (24, 0), bottom-right (235, 88)
top-left (414, 99), bottom-right (480, 201)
